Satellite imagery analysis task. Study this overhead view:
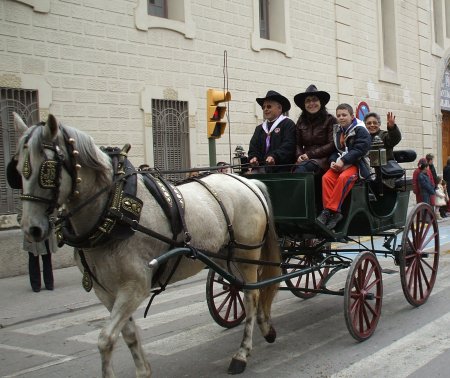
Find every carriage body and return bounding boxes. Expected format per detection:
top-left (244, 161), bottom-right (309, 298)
top-left (249, 172), bottom-right (411, 239)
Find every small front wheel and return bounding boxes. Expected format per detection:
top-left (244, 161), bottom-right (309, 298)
top-left (344, 251), bottom-right (383, 342)
top-left (206, 269), bottom-right (245, 328)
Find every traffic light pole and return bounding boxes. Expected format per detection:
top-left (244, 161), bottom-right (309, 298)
top-left (209, 138), bottom-right (216, 166)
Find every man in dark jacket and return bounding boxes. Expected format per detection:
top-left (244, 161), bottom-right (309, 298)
top-left (248, 90), bottom-right (296, 173)
top-left (364, 111), bottom-right (401, 160)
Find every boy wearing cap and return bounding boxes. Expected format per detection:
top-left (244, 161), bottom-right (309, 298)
top-left (248, 90), bottom-right (296, 173)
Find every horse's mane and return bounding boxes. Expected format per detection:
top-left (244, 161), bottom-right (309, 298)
top-left (20, 123), bottom-right (112, 187)
top-left (61, 124), bottom-right (112, 186)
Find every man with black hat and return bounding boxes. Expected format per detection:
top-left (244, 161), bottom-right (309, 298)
top-left (248, 90), bottom-right (296, 173)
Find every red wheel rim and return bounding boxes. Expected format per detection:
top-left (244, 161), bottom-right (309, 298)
top-left (400, 203), bottom-right (439, 307)
top-left (283, 254), bottom-right (330, 299)
top-left (344, 251), bottom-right (383, 341)
top-left (206, 270), bottom-right (245, 328)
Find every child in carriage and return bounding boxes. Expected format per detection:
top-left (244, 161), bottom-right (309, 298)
top-left (316, 103), bottom-right (372, 230)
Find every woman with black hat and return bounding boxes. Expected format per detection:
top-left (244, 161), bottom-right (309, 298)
top-left (247, 90), bottom-right (296, 173)
top-left (293, 84), bottom-right (337, 174)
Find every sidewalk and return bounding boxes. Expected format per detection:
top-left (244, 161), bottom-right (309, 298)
top-left (0, 265), bottom-right (99, 328)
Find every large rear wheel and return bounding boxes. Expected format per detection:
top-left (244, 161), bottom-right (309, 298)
top-left (399, 203), bottom-right (439, 307)
top-left (344, 251), bottom-right (383, 342)
top-left (206, 269), bottom-right (245, 328)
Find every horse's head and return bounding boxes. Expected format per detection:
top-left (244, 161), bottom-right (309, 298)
top-left (14, 113), bottom-right (80, 242)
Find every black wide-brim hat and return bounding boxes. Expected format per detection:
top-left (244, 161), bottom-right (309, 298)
top-left (256, 90), bottom-right (291, 113)
top-left (294, 84), bottom-right (331, 110)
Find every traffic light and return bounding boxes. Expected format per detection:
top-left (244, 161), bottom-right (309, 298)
top-left (207, 89), bottom-right (231, 139)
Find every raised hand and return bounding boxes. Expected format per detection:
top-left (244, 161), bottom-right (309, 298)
top-left (387, 112), bottom-right (396, 128)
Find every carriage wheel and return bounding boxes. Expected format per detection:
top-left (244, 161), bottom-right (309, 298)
top-left (282, 240), bottom-right (330, 299)
top-left (399, 203), bottom-right (439, 307)
top-left (206, 269), bottom-right (245, 328)
top-left (344, 251), bottom-right (383, 342)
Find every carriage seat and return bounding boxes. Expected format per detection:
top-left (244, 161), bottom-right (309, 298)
top-left (368, 149), bottom-right (416, 199)
top-left (386, 150), bottom-right (416, 191)
top-left (379, 150), bottom-right (417, 180)
top-left (392, 149), bottom-right (417, 163)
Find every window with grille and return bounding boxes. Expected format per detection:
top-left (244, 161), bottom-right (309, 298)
top-left (152, 99), bottom-right (190, 181)
top-left (0, 88), bottom-right (39, 215)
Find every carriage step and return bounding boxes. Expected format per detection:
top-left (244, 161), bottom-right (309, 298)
top-left (381, 268), bottom-right (397, 274)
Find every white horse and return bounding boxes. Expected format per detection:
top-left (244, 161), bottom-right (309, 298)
top-left (13, 113), bottom-right (281, 377)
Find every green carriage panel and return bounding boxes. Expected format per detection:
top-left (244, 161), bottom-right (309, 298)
top-left (250, 172), bottom-right (411, 239)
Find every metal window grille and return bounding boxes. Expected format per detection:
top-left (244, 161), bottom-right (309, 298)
top-left (148, 0), bottom-right (167, 18)
top-left (0, 88), bottom-right (39, 215)
top-left (152, 99), bottom-right (190, 181)
top-left (259, 0), bottom-right (270, 39)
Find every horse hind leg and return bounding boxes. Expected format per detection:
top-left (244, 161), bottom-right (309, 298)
top-left (228, 288), bottom-right (259, 375)
top-left (121, 317), bottom-right (151, 378)
top-left (256, 285), bottom-right (278, 343)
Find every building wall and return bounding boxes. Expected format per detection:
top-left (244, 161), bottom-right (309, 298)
top-left (0, 0), bottom-right (446, 170)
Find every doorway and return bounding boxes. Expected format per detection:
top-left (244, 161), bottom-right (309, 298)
top-left (442, 111), bottom-right (450, 168)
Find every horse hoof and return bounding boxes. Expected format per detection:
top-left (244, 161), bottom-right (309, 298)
top-left (228, 358), bottom-right (246, 374)
top-left (264, 326), bottom-right (276, 343)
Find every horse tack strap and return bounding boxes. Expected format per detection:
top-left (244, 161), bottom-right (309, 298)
top-left (191, 177), bottom-right (266, 251)
top-left (107, 208), bottom-right (184, 247)
top-left (77, 248), bottom-right (110, 293)
top-left (223, 173), bottom-right (270, 238)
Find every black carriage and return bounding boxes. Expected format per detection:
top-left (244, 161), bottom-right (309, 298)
top-left (203, 150), bottom-right (440, 341)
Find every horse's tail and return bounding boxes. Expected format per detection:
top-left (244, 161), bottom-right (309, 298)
top-left (252, 180), bottom-right (281, 313)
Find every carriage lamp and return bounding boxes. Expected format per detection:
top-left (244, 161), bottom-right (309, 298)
top-left (232, 145), bottom-right (247, 174)
top-left (369, 136), bottom-right (387, 167)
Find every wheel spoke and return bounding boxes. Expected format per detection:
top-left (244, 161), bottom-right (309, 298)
top-left (216, 292), bottom-right (232, 313)
top-left (212, 289), bottom-right (229, 298)
top-left (420, 231), bottom-right (438, 251)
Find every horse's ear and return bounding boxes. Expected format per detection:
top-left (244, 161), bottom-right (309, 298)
top-left (13, 112), bottom-right (28, 136)
top-left (43, 114), bottom-right (59, 140)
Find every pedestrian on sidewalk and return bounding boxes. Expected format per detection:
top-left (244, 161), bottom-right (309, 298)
top-left (7, 154), bottom-right (57, 292)
top-left (16, 204), bottom-right (57, 292)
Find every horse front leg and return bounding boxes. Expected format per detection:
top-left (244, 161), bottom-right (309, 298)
top-left (97, 289), bottom-right (147, 378)
top-left (228, 289), bottom-right (259, 374)
top-left (121, 316), bottom-right (151, 378)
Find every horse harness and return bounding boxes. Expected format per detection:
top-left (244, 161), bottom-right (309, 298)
top-left (14, 125), bottom-right (270, 307)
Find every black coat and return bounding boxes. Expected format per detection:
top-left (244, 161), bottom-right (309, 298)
top-left (444, 164), bottom-right (450, 186)
top-left (330, 120), bottom-right (372, 178)
top-left (248, 118), bottom-right (296, 172)
top-left (370, 124), bottom-right (401, 161)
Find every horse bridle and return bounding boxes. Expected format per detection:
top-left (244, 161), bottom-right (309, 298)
top-left (19, 124), bottom-right (80, 215)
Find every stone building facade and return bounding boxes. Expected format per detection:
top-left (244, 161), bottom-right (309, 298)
top-left (1, 0), bottom-right (450, 220)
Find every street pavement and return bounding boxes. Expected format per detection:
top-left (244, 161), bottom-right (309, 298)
top-left (1, 217), bottom-right (450, 329)
top-left (1, 217), bottom-right (450, 378)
